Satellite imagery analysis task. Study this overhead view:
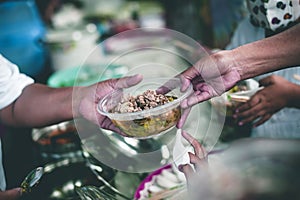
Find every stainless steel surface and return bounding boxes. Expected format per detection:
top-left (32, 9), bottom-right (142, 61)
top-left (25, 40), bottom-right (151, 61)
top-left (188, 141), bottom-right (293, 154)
top-left (23, 156), bottom-right (111, 200)
top-left (21, 167), bottom-right (44, 194)
top-left (76, 185), bottom-right (131, 200)
top-left (32, 121), bottom-right (82, 161)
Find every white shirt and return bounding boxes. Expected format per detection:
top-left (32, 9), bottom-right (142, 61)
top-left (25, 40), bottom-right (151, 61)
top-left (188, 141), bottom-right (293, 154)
top-left (0, 54), bottom-right (34, 190)
top-left (226, 16), bottom-right (300, 139)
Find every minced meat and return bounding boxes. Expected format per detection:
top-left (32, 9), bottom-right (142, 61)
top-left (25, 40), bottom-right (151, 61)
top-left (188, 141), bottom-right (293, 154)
top-left (113, 90), bottom-right (174, 113)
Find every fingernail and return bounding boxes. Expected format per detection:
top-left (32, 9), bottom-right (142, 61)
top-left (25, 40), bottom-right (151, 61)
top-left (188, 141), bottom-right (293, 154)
top-left (238, 121), bottom-right (243, 126)
top-left (233, 114), bottom-right (237, 119)
top-left (235, 109), bottom-right (239, 113)
top-left (178, 164), bottom-right (184, 172)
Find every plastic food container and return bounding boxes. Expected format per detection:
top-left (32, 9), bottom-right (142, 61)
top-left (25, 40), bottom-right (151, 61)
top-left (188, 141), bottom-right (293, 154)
top-left (97, 77), bottom-right (193, 139)
top-left (210, 79), bottom-right (261, 117)
top-left (134, 164), bottom-right (186, 200)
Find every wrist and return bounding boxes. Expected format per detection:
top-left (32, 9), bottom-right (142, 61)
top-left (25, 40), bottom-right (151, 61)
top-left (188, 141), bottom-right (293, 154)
top-left (71, 86), bottom-right (85, 118)
top-left (286, 83), bottom-right (300, 108)
top-left (213, 50), bottom-right (243, 80)
top-left (56, 87), bottom-right (77, 121)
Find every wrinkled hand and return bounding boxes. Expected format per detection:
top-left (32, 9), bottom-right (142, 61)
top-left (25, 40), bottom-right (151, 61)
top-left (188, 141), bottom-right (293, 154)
top-left (177, 51), bottom-right (241, 128)
top-left (180, 51), bottom-right (241, 107)
top-left (0, 188), bottom-right (22, 200)
top-left (234, 75), bottom-right (293, 127)
top-left (178, 131), bottom-right (208, 183)
top-left (75, 74), bottom-right (143, 135)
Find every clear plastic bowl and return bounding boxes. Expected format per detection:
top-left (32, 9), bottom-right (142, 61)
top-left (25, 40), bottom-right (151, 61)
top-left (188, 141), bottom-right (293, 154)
top-left (97, 77), bottom-right (193, 139)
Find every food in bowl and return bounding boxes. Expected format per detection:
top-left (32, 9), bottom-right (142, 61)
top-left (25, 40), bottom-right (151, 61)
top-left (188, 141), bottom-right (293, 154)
top-left (98, 78), bottom-right (193, 139)
top-left (112, 89), bottom-right (177, 113)
top-left (111, 90), bottom-right (180, 137)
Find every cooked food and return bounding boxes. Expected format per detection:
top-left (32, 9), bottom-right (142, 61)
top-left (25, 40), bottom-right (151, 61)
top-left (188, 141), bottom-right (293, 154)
top-left (112, 90), bottom-right (175, 113)
top-left (228, 84), bottom-right (248, 94)
top-left (227, 82), bottom-right (249, 102)
top-left (110, 90), bottom-right (180, 138)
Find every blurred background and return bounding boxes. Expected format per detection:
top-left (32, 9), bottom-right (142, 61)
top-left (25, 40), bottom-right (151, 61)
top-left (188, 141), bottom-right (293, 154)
top-left (0, 0), bottom-right (249, 199)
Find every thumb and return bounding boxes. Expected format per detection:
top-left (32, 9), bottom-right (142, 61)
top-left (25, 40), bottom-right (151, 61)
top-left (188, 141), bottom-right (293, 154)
top-left (0, 188), bottom-right (22, 200)
top-left (114, 74), bottom-right (143, 89)
top-left (180, 74), bottom-right (192, 92)
top-left (259, 76), bottom-right (274, 87)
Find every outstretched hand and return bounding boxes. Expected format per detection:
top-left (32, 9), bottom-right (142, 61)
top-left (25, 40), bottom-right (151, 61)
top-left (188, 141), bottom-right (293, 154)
top-left (177, 51), bottom-right (241, 128)
top-left (75, 74), bottom-right (143, 135)
top-left (180, 51), bottom-right (241, 108)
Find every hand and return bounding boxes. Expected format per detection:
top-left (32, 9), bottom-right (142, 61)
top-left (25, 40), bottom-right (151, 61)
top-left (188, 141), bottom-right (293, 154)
top-left (234, 75), bottom-right (294, 127)
top-left (178, 131), bottom-right (208, 184)
top-left (0, 188), bottom-right (22, 200)
top-left (180, 51), bottom-right (241, 108)
top-left (177, 51), bottom-right (241, 128)
top-left (74, 74), bottom-right (143, 135)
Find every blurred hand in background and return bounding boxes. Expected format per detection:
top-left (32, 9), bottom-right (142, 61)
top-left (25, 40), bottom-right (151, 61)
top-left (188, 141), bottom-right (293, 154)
top-left (234, 75), bottom-right (300, 127)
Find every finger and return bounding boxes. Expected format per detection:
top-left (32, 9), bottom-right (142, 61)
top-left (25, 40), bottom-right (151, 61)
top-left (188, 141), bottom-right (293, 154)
top-left (182, 131), bottom-right (206, 158)
top-left (179, 75), bottom-right (193, 92)
top-left (113, 74), bottom-right (143, 89)
top-left (238, 115), bottom-right (259, 126)
top-left (0, 188), bottom-right (22, 200)
top-left (186, 92), bottom-right (212, 107)
top-left (238, 109), bottom-right (266, 126)
top-left (237, 110), bottom-right (261, 125)
top-left (188, 152), bottom-right (206, 172)
top-left (176, 107), bottom-right (191, 128)
top-left (99, 117), bottom-right (126, 136)
top-left (235, 102), bottom-right (250, 114)
top-left (181, 90), bottom-right (212, 109)
top-left (235, 95), bottom-right (261, 113)
top-left (236, 101), bottom-right (264, 119)
top-left (258, 75), bottom-right (276, 86)
top-left (181, 66), bottom-right (203, 91)
top-left (179, 164), bottom-right (195, 182)
top-left (253, 114), bottom-right (272, 127)
top-left (156, 85), bottom-right (171, 95)
top-left (156, 76), bottom-right (180, 95)
top-left (105, 123), bottom-right (124, 136)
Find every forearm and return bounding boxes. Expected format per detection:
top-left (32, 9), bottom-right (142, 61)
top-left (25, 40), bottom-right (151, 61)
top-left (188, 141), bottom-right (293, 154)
top-left (231, 23), bottom-right (300, 80)
top-left (0, 84), bottom-right (79, 127)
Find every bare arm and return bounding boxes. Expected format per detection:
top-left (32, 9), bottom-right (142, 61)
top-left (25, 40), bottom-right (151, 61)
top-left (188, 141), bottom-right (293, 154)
top-left (179, 23), bottom-right (300, 109)
top-left (232, 23), bottom-right (300, 80)
top-left (177, 24), bottom-right (300, 127)
top-left (0, 84), bottom-right (75, 127)
top-left (0, 75), bottom-right (143, 132)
